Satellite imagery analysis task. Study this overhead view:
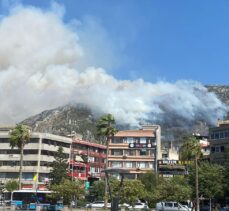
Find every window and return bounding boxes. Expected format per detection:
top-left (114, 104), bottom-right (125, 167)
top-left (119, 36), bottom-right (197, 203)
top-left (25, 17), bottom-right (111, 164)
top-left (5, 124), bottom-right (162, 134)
top-left (0, 138), bottom-right (9, 143)
top-left (132, 162), bottom-right (136, 168)
top-left (165, 203), bottom-right (173, 207)
top-left (221, 146), bottom-right (225, 152)
top-left (40, 161), bottom-right (51, 167)
top-left (215, 133), bottom-right (219, 139)
top-left (211, 134), bottom-right (214, 140)
top-left (111, 149), bottom-right (123, 156)
top-left (140, 149), bottom-right (147, 156)
top-left (124, 149), bottom-right (135, 156)
top-left (90, 167), bottom-right (95, 173)
top-left (30, 138), bottom-right (39, 143)
top-left (215, 147), bottom-right (220, 152)
top-left (211, 147), bottom-right (215, 153)
top-left (111, 161), bottom-right (122, 168)
top-left (220, 132), bottom-right (224, 139)
top-left (24, 150), bottom-right (38, 155)
top-left (125, 162), bottom-right (133, 168)
top-left (112, 137), bottom-right (123, 143)
top-left (139, 162), bottom-right (146, 168)
top-left (140, 138), bottom-right (146, 144)
top-left (127, 137), bottom-right (134, 144)
top-left (162, 153), bottom-right (168, 159)
top-left (23, 161), bottom-right (37, 166)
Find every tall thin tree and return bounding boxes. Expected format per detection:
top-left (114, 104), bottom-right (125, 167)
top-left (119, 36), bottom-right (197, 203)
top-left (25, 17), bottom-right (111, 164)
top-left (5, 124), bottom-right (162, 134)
top-left (179, 136), bottom-right (202, 211)
top-left (96, 114), bottom-right (117, 208)
top-left (9, 124), bottom-right (31, 190)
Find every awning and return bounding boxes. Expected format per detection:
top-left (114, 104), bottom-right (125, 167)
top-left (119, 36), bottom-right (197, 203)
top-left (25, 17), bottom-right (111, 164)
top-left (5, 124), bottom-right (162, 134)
top-left (75, 155), bottom-right (84, 162)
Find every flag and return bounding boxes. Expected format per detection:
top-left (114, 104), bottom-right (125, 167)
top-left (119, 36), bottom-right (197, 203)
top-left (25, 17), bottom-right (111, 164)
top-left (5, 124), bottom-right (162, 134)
top-left (33, 174), bottom-right (38, 181)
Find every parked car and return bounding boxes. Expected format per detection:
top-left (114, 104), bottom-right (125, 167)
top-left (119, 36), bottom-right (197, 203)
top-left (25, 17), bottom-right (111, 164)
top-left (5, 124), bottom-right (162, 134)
top-left (128, 202), bottom-right (149, 210)
top-left (119, 203), bottom-right (130, 208)
top-left (180, 201), bottom-right (193, 211)
top-left (86, 201), bottom-right (111, 208)
top-left (156, 202), bottom-right (189, 211)
top-left (86, 201), bottom-right (105, 208)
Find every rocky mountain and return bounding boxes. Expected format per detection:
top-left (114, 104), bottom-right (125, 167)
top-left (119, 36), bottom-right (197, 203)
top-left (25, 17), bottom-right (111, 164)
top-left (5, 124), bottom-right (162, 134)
top-left (20, 85), bottom-right (229, 141)
top-left (206, 85), bottom-right (229, 105)
top-left (21, 104), bottom-right (99, 141)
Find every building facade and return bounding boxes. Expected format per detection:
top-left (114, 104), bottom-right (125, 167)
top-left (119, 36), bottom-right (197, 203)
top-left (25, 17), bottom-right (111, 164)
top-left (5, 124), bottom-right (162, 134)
top-left (157, 134), bottom-right (210, 177)
top-left (70, 137), bottom-right (106, 183)
top-left (0, 126), bottom-right (71, 190)
top-left (108, 125), bottom-right (161, 179)
top-left (209, 120), bottom-right (229, 164)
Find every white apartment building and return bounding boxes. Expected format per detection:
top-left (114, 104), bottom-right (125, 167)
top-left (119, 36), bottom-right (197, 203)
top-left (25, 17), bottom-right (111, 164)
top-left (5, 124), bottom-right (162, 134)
top-left (0, 126), bottom-right (71, 189)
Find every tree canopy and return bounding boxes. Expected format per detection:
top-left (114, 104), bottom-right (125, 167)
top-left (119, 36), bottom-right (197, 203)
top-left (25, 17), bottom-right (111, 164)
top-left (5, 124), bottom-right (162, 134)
top-left (179, 136), bottom-right (202, 161)
top-left (50, 179), bottom-right (84, 205)
top-left (9, 124), bottom-right (31, 190)
top-left (96, 113), bottom-right (117, 141)
top-left (5, 180), bottom-right (19, 192)
top-left (9, 124), bottom-right (30, 149)
top-left (188, 161), bottom-right (225, 199)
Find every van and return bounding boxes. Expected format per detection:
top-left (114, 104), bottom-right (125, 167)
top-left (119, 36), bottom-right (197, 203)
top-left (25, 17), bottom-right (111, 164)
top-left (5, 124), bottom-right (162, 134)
top-left (156, 202), bottom-right (189, 211)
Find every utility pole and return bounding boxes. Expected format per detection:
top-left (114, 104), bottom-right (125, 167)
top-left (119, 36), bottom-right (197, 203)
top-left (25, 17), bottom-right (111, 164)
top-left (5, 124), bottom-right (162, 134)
top-left (104, 136), bottom-right (109, 208)
top-left (195, 155), bottom-right (199, 211)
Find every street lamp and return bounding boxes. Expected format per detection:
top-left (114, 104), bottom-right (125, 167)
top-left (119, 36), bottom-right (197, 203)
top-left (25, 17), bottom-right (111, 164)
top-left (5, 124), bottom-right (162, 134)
top-left (103, 168), bottom-right (130, 211)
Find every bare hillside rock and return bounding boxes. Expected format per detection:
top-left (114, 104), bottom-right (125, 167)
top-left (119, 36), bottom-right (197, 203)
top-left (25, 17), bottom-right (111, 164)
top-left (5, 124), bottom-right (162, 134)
top-left (206, 85), bottom-right (229, 105)
top-left (21, 104), bottom-right (98, 141)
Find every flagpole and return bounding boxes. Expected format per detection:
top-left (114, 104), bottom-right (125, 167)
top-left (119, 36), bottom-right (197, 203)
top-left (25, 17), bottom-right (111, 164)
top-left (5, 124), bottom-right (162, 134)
top-left (33, 173), bottom-right (39, 208)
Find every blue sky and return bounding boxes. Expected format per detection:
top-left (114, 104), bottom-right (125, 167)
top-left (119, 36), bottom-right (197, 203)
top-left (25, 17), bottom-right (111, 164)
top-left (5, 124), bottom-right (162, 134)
top-left (0, 0), bottom-right (228, 124)
top-left (2, 0), bottom-right (229, 85)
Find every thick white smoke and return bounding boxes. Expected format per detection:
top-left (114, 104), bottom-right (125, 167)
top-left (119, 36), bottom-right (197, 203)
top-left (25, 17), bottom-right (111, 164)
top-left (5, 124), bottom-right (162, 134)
top-left (0, 5), bottom-right (227, 126)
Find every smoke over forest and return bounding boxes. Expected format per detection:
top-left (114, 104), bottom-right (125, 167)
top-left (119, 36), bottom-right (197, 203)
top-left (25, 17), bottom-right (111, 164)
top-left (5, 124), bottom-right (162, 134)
top-left (0, 4), bottom-right (227, 127)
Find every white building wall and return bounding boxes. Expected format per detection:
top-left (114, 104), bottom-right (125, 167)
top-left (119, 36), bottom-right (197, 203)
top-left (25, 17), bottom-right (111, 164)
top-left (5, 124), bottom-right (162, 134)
top-left (0, 129), bottom-right (72, 186)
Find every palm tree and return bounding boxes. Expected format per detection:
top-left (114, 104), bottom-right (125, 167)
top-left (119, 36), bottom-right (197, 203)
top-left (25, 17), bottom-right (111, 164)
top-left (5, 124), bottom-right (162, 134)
top-left (9, 124), bottom-right (31, 190)
top-left (96, 114), bottom-right (117, 208)
top-left (179, 136), bottom-right (202, 211)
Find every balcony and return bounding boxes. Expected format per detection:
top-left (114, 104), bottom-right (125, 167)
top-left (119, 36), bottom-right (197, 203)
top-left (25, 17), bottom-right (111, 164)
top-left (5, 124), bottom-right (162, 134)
top-left (69, 172), bottom-right (87, 180)
top-left (89, 172), bottom-right (102, 178)
top-left (108, 155), bottom-right (154, 161)
top-left (0, 166), bottom-right (37, 172)
top-left (0, 166), bottom-right (51, 173)
top-left (73, 149), bottom-right (106, 159)
top-left (0, 154), bottom-right (20, 160)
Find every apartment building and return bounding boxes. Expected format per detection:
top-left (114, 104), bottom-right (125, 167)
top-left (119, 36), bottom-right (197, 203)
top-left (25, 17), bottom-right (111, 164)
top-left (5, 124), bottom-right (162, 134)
top-left (157, 134), bottom-right (210, 177)
top-left (108, 125), bottom-right (161, 179)
top-left (0, 126), bottom-right (71, 190)
top-left (70, 137), bottom-right (106, 183)
top-left (209, 120), bottom-right (229, 164)
top-left (195, 135), bottom-right (210, 159)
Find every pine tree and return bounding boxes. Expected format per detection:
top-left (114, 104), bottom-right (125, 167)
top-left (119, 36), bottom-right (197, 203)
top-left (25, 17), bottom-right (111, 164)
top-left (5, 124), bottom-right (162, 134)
top-left (49, 147), bottom-right (69, 185)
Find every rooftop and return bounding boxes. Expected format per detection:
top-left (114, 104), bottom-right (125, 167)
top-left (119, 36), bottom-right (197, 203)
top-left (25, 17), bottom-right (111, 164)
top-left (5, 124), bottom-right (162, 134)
top-left (72, 138), bottom-right (106, 149)
top-left (115, 129), bottom-right (155, 137)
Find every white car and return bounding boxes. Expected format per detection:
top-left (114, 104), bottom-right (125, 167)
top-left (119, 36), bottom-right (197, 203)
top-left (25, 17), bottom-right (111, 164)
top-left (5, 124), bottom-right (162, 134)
top-left (86, 201), bottom-right (105, 208)
top-left (128, 202), bottom-right (149, 210)
top-left (156, 202), bottom-right (189, 211)
top-left (86, 201), bottom-right (111, 208)
top-left (119, 203), bottom-right (130, 208)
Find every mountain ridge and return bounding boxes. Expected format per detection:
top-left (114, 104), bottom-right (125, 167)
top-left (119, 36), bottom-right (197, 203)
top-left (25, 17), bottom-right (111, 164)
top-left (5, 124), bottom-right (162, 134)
top-left (20, 85), bottom-right (229, 141)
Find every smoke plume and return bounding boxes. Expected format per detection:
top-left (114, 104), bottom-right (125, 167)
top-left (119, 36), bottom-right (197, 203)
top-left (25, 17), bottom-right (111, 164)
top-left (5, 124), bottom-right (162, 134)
top-left (0, 5), bottom-right (227, 126)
